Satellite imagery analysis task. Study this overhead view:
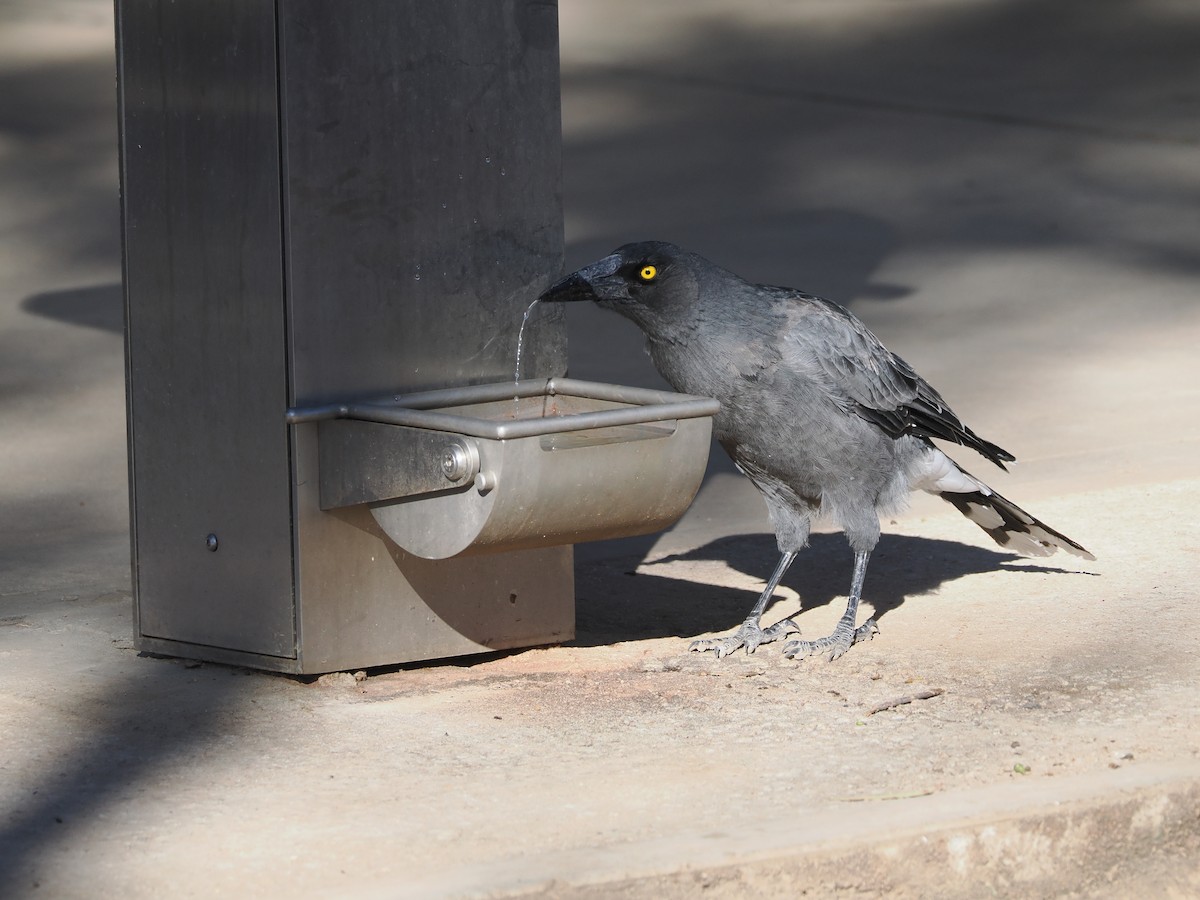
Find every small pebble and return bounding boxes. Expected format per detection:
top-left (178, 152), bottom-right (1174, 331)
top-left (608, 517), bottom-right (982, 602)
top-left (316, 671), bottom-right (358, 689)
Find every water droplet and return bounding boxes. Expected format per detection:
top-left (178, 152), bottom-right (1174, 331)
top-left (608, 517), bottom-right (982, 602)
top-left (500, 168), bottom-right (506, 176)
top-left (484, 156), bottom-right (491, 164)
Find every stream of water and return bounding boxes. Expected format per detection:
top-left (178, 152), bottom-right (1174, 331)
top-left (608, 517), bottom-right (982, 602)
top-left (513, 297), bottom-right (540, 413)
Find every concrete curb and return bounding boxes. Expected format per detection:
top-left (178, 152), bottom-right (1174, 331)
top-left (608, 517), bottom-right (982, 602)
top-left (397, 765), bottom-right (1200, 899)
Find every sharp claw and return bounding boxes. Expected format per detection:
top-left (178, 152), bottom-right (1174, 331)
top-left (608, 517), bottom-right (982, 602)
top-left (763, 618), bottom-right (801, 641)
top-left (782, 621), bottom-right (872, 662)
top-left (852, 618), bottom-right (879, 645)
top-left (689, 614), bottom-right (799, 659)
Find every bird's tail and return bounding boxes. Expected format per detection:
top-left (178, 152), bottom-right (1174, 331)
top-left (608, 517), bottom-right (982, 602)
top-left (916, 448), bottom-right (1094, 560)
top-left (940, 482), bottom-right (1095, 561)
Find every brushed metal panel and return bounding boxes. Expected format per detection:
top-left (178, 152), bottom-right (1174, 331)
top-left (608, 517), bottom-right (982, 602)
top-left (118, 0), bottom-right (296, 656)
top-left (278, 0), bottom-right (575, 669)
top-left (290, 425), bottom-right (574, 674)
top-left (120, 0), bottom-right (578, 671)
top-left (278, 0), bottom-right (568, 403)
top-left (317, 421), bottom-right (479, 509)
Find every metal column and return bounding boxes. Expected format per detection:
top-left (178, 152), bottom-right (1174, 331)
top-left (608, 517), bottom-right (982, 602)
top-left (118, 0), bottom-right (572, 672)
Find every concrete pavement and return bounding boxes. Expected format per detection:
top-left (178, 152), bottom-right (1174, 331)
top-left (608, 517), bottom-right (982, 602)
top-left (2, 0), bottom-right (1199, 897)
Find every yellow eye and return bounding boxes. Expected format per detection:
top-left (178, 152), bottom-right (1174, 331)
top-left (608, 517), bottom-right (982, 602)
top-left (639, 265), bottom-right (658, 282)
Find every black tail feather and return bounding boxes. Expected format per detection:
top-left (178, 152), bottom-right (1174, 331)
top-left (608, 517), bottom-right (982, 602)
top-left (942, 489), bottom-right (1095, 561)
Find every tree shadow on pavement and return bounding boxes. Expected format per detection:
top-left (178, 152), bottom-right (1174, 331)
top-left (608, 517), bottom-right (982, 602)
top-left (0, 619), bottom-right (257, 894)
top-left (21, 283), bottom-right (124, 334)
top-left (574, 531), bottom-right (1076, 647)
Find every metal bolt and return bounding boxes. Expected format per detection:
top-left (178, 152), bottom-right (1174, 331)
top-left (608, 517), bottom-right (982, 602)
top-left (441, 443), bottom-right (470, 482)
top-left (438, 438), bottom-right (479, 485)
top-left (205, 533), bottom-right (219, 552)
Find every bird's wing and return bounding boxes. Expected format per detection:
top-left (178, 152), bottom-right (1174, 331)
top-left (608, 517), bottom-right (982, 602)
top-left (777, 290), bottom-right (1015, 469)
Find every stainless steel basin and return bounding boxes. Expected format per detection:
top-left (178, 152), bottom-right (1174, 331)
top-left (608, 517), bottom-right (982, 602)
top-left (287, 378), bottom-right (719, 559)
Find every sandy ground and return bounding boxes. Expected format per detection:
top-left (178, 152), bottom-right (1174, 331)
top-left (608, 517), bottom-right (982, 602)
top-left (3, 481), bottom-right (1197, 898)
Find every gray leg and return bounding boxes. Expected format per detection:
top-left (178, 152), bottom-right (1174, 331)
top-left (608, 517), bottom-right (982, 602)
top-left (690, 550), bottom-right (802, 659)
top-left (782, 550), bottom-right (878, 662)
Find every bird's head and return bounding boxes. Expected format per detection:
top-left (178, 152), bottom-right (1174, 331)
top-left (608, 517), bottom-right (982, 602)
top-left (539, 241), bottom-right (698, 329)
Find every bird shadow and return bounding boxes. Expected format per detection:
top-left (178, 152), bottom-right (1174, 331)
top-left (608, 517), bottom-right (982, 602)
top-left (573, 531), bottom-right (1078, 647)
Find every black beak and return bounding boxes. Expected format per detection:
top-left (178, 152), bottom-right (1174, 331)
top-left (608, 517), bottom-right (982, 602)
top-left (539, 271), bottom-right (596, 303)
top-left (539, 253), bottom-right (627, 304)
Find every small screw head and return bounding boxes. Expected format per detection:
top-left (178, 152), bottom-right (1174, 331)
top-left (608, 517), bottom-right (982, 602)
top-left (441, 443), bottom-right (469, 482)
top-left (205, 533), bottom-right (219, 552)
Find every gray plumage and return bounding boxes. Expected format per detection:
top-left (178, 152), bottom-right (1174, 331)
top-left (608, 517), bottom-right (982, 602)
top-left (541, 241), bottom-right (1093, 660)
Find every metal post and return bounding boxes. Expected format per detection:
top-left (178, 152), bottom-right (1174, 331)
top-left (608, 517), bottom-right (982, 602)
top-left (117, 0), bottom-right (573, 672)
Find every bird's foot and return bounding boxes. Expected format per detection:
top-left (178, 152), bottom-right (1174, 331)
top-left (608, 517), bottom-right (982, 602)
top-left (782, 618), bottom-right (878, 662)
top-left (689, 616), bottom-right (800, 659)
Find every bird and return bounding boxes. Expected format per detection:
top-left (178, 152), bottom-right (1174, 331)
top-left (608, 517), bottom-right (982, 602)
top-left (540, 241), bottom-right (1093, 661)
